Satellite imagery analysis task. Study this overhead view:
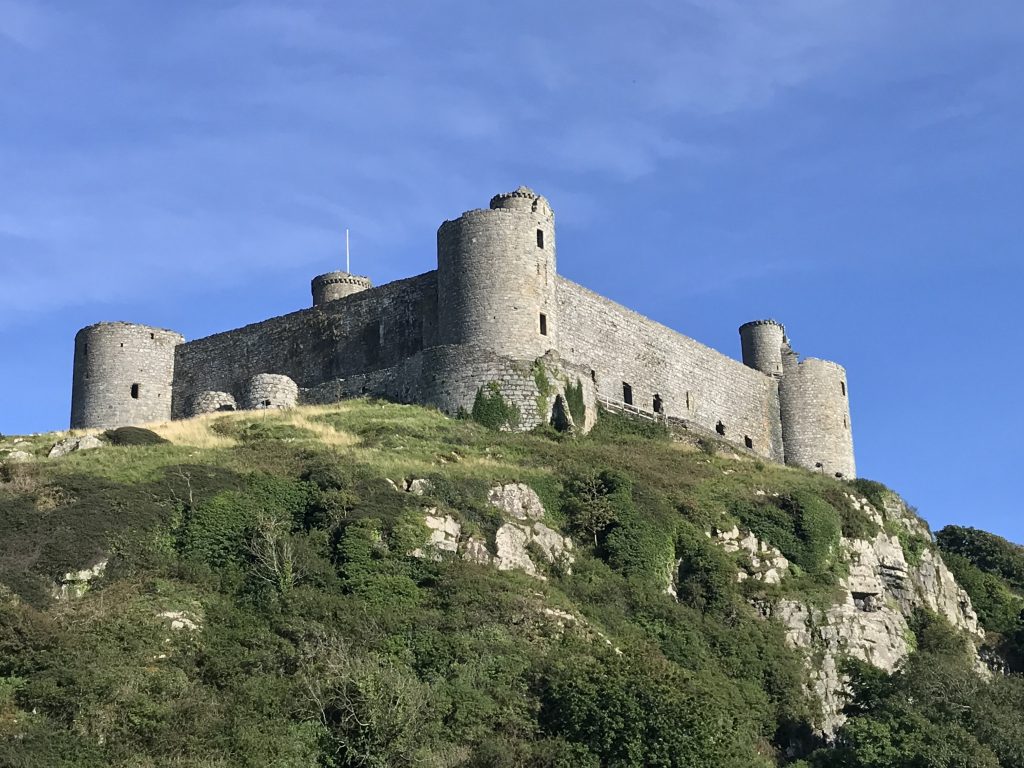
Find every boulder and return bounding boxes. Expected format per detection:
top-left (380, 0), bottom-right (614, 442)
top-left (488, 483), bottom-right (546, 521)
top-left (48, 434), bottom-right (103, 458)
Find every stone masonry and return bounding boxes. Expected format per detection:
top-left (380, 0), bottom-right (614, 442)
top-left (70, 186), bottom-right (856, 477)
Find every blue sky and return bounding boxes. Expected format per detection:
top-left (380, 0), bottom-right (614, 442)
top-left (2, 1), bottom-right (1022, 541)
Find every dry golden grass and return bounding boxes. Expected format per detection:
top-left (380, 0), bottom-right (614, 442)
top-left (147, 406), bottom-right (357, 449)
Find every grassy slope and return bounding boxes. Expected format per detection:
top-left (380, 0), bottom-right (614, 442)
top-left (0, 401), bottom-right (1017, 767)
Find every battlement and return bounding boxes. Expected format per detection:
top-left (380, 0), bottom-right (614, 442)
top-left (739, 319), bottom-right (786, 333)
top-left (69, 185), bottom-right (857, 477)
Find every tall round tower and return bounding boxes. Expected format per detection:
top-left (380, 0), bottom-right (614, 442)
top-left (779, 358), bottom-right (856, 478)
top-left (436, 186), bottom-right (557, 360)
top-left (311, 272), bottom-right (372, 306)
top-left (739, 319), bottom-right (786, 377)
top-left (70, 322), bottom-right (183, 429)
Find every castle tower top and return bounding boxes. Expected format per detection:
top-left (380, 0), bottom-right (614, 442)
top-left (489, 186), bottom-right (553, 217)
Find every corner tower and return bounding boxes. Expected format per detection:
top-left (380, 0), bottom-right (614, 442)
top-left (311, 272), bottom-right (372, 306)
top-left (779, 358), bottom-right (856, 478)
top-left (739, 319), bottom-right (785, 377)
top-left (436, 186), bottom-right (557, 360)
top-left (70, 322), bottom-right (183, 429)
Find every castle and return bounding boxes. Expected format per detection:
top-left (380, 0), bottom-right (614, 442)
top-left (69, 186), bottom-right (856, 478)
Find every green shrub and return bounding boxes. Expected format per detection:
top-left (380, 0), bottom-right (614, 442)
top-left (471, 382), bottom-right (521, 431)
top-left (936, 525), bottom-right (1024, 590)
top-left (561, 470), bottom-right (634, 547)
top-left (848, 478), bottom-right (891, 511)
top-left (587, 408), bottom-right (668, 442)
top-left (564, 378), bottom-right (586, 426)
top-left (102, 427), bottom-right (168, 446)
top-left (732, 491), bottom-right (840, 576)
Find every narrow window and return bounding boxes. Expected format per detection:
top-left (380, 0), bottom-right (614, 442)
top-left (716, 421), bottom-right (726, 436)
top-left (536, 229), bottom-right (544, 248)
top-left (130, 383), bottom-right (140, 399)
top-left (120, 342), bottom-right (124, 348)
top-left (622, 382), bottom-right (633, 405)
top-left (590, 369), bottom-right (597, 383)
top-left (685, 391), bottom-right (691, 410)
top-left (653, 394), bottom-right (663, 413)
top-left (84, 343), bottom-right (88, 357)
top-left (843, 416), bottom-right (848, 429)
top-left (539, 313), bottom-right (548, 336)
top-left (150, 332), bottom-right (155, 340)
top-left (744, 436), bottom-right (753, 449)
top-left (840, 380), bottom-right (846, 396)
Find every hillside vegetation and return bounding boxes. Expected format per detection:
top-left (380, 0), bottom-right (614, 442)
top-left (1, 401), bottom-right (1023, 767)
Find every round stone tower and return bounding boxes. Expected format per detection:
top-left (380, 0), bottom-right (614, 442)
top-left (779, 358), bottom-right (856, 478)
top-left (739, 319), bottom-right (786, 377)
top-left (436, 186), bottom-right (557, 360)
top-left (71, 322), bottom-right (184, 429)
top-left (311, 272), bottom-right (372, 306)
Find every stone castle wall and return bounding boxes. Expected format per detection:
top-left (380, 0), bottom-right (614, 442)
top-left (71, 185), bottom-right (855, 477)
top-left (556, 278), bottom-right (785, 461)
top-left (71, 323), bottom-right (183, 429)
top-left (171, 272), bottom-right (438, 417)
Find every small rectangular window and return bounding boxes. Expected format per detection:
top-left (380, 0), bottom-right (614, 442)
top-left (744, 436), bottom-right (753, 449)
top-left (539, 313), bottom-right (548, 336)
top-left (840, 381), bottom-right (847, 396)
top-left (716, 421), bottom-right (726, 436)
top-left (130, 383), bottom-right (140, 399)
top-left (150, 332), bottom-right (155, 340)
top-left (536, 229), bottom-right (544, 248)
top-left (622, 382), bottom-right (633, 405)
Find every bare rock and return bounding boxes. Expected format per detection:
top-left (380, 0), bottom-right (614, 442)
top-left (6, 450), bottom-right (33, 463)
top-left (461, 536), bottom-right (492, 565)
top-left (412, 511), bottom-right (461, 559)
top-left (54, 560), bottom-right (108, 600)
top-left (406, 478), bottom-right (433, 496)
top-left (488, 483), bottom-right (546, 521)
top-left (158, 610), bottom-right (202, 632)
top-left (48, 434), bottom-right (103, 458)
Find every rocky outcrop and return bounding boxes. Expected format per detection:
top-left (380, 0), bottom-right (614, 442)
top-left (410, 483), bottom-right (574, 579)
top-left (53, 560), bottom-right (107, 600)
top-left (711, 493), bottom-right (984, 737)
top-left (710, 525), bottom-right (790, 584)
top-left (487, 483), bottom-right (545, 521)
top-left (48, 434), bottom-right (103, 458)
top-left (412, 511), bottom-right (462, 560)
top-left (772, 597), bottom-right (910, 735)
top-left (158, 610), bottom-right (202, 632)
top-left (494, 521), bottom-right (574, 579)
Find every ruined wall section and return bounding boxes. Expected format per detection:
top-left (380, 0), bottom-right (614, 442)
top-left (556, 278), bottom-right (784, 461)
top-left (71, 323), bottom-right (183, 428)
top-left (780, 358), bottom-right (855, 478)
top-left (172, 272), bottom-right (438, 417)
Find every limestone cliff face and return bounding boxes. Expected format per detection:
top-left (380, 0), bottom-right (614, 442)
top-left (725, 493), bottom-right (984, 735)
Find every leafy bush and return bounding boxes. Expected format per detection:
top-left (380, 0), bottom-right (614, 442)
top-left (102, 426), bottom-right (168, 446)
top-left (471, 382), bottom-right (521, 431)
top-left (936, 526), bottom-right (1024, 590)
top-left (848, 478), bottom-right (891, 511)
top-left (732, 491), bottom-right (841, 577)
top-left (564, 378), bottom-right (586, 426)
